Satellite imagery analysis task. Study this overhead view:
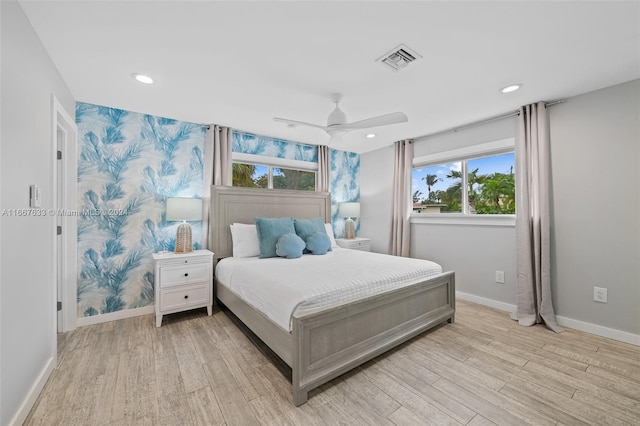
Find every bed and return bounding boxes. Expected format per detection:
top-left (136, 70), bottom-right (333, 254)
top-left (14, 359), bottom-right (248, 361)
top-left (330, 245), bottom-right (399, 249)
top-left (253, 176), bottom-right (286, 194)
top-left (210, 186), bottom-right (455, 406)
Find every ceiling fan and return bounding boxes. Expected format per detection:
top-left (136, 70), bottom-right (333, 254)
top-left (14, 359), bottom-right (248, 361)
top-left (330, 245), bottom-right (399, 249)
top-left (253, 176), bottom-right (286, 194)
top-left (273, 93), bottom-right (408, 143)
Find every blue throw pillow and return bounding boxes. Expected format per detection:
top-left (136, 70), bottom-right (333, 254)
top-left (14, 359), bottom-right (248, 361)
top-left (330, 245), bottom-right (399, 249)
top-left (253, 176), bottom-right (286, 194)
top-left (306, 231), bottom-right (331, 255)
top-left (254, 217), bottom-right (295, 258)
top-left (294, 217), bottom-right (330, 253)
top-left (275, 233), bottom-right (306, 259)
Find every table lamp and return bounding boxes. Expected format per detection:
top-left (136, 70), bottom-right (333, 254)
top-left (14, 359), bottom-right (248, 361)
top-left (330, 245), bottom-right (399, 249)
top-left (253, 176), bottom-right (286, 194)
top-left (166, 197), bottom-right (202, 253)
top-left (338, 202), bottom-right (360, 240)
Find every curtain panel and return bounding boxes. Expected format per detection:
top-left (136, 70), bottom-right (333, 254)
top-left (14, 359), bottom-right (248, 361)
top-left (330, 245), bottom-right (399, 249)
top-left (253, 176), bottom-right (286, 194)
top-left (202, 125), bottom-right (233, 249)
top-left (512, 102), bottom-right (562, 332)
top-left (317, 145), bottom-right (330, 193)
top-left (389, 140), bottom-right (413, 257)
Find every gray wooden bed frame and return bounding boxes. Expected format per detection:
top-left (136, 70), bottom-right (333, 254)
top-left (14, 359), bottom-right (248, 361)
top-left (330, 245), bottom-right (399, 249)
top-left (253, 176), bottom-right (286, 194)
top-left (210, 186), bottom-right (455, 406)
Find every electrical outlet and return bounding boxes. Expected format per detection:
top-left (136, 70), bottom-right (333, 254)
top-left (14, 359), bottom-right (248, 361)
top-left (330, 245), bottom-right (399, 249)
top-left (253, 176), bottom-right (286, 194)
top-left (594, 286), bottom-right (608, 303)
top-left (495, 270), bottom-right (505, 284)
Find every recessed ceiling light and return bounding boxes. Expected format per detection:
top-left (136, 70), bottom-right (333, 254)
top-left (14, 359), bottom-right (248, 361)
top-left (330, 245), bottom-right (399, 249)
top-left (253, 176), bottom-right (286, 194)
top-left (500, 84), bottom-right (522, 93)
top-left (132, 73), bottom-right (154, 84)
top-left (365, 133), bottom-right (376, 138)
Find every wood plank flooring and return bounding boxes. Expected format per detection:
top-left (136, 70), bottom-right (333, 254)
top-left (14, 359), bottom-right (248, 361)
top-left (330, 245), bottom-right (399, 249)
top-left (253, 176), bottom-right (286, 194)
top-left (25, 300), bottom-right (640, 425)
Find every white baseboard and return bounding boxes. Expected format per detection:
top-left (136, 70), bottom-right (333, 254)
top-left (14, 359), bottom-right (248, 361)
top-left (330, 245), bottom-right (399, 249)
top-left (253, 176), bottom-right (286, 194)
top-left (455, 291), bottom-right (639, 347)
top-left (456, 291), bottom-right (516, 313)
top-left (76, 305), bottom-right (154, 327)
top-left (555, 316), bottom-right (640, 346)
top-left (8, 356), bottom-right (55, 426)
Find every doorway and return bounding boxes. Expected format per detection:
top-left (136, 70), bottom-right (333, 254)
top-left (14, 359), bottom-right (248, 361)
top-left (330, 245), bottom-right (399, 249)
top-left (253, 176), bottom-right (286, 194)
top-left (52, 96), bottom-right (77, 334)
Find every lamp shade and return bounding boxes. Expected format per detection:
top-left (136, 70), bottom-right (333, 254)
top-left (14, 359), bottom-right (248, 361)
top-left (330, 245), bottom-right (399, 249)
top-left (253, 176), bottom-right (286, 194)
top-left (166, 197), bottom-right (202, 221)
top-left (338, 202), bottom-right (360, 218)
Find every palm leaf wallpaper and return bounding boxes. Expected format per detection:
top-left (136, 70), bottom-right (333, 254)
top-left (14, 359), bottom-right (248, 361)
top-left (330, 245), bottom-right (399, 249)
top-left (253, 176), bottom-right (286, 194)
top-left (76, 103), bottom-right (359, 318)
top-left (76, 102), bottom-right (205, 317)
top-left (232, 131), bottom-right (318, 162)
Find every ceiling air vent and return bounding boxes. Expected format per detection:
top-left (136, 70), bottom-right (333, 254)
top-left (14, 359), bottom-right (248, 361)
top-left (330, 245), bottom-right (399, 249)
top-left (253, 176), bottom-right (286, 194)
top-left (376, 44), bottom-right (422, 71)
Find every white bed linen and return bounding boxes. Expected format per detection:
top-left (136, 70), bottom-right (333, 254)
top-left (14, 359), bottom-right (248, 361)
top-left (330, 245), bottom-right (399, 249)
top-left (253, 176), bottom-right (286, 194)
top-left (216, 248), bottom-right (443, 331)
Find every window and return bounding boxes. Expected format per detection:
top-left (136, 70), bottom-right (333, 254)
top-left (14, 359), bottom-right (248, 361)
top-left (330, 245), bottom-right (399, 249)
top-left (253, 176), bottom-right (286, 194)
top-left (412, 139), bottom-right (515, 216)
top-left (233, 163), bottom-right (268, 188)
top-left (273, 167), bottom-right (316, 191)
top-left (232, 162), bottom-right (316, 191)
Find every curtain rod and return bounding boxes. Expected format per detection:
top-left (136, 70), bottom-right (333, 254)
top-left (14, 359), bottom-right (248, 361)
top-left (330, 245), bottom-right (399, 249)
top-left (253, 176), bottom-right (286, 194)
top-left (424, 99), bottom-right (565, 138)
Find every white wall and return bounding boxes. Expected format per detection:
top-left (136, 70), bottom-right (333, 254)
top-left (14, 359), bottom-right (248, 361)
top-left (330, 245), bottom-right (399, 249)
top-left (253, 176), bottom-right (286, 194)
top-left (360, 80), bottom-right (640, 340)
top-left (0, 1), bottom-right (75, 424)
top-left (549, 79), bottom-right (639, 335)
top-left (360, 145), bottom-right (394, 253)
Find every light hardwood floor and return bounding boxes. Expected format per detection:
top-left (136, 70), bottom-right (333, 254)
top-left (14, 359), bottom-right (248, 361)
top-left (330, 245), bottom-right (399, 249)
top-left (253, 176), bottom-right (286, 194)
top-left (25, 300), bottom-right (640, 425)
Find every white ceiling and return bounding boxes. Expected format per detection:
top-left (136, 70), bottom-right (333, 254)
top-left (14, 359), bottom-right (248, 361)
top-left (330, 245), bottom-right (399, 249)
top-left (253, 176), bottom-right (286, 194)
top-left (20, 1), bottom-right (640, 154)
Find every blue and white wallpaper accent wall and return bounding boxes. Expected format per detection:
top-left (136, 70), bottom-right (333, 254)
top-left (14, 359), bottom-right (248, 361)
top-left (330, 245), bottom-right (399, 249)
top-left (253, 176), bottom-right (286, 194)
top-left (330, 149), bottom-right (360, 238)
top-left (232, 131), bottom-right (318, 162)
top-left (76, 102), bottom-right (205, 317)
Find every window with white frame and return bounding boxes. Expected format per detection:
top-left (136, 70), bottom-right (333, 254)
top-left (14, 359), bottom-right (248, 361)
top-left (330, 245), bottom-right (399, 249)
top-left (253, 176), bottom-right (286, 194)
top-left (412, 139), bottom-right (515, 215)
top-left (232, 153), bottom-right (317, 191)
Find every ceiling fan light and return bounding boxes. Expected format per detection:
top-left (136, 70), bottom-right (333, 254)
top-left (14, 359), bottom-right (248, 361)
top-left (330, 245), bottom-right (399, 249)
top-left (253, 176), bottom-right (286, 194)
top-left (327, 106), bottom-right (347, 127)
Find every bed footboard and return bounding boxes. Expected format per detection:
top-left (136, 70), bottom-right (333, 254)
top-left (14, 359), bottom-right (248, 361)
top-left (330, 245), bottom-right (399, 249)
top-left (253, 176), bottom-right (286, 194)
top-left (291, 271), bottom-right (455, 406)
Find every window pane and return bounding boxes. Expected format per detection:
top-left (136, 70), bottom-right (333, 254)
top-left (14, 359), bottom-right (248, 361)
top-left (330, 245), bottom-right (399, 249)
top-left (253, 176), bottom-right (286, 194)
top-left (412, 162), bottom-right (462, 213)
top-left (232, 163), bottom-right (268, 188)
top-left (273, 167), bottom-right (316, 191)
top-left (468, 152), bottom-right (515, 214)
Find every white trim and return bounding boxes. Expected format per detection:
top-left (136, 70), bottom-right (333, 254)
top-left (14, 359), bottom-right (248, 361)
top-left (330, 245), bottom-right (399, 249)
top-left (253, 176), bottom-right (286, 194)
top-left (7, 356), bottom-right (55, 426)
top-left (232, 152), bottom-right (318, 171)
top-left (76, 305), bottom-right (155, 327)
top-left (413, 137), bottom-right (515, 167)
top-left (456, 291), bottom-right (639, 346)
top-left (555, 316), bottom-right (640, 347)
top-left (412, 214), bottom-right (515, 227)
top-left (52, 96), bottom-right (78, 333)
top-left (456, 291), bottom-right (516, 313)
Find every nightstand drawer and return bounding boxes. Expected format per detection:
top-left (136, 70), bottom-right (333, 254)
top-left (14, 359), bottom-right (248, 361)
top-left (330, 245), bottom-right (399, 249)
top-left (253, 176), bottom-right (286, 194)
top-left (160, 263), bottom-right (210, 288)
top-left (350, 240), bottom-right (370, 250)
top-left (160, 283), bottom-right (209, 311)
top-left (336, 237), bottom-right (371, 251)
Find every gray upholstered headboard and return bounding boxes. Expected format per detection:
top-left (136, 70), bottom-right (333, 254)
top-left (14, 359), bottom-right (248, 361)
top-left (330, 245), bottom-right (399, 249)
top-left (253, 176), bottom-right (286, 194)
top-left (209, 186), bottom-right (331, 261)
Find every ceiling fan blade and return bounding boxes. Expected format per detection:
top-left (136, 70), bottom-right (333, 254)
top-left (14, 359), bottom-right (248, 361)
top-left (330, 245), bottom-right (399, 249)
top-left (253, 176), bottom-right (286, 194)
top-left (333, 112), bottom-right (408, 130)
top-left (273, 117), bottom-right (327, 130)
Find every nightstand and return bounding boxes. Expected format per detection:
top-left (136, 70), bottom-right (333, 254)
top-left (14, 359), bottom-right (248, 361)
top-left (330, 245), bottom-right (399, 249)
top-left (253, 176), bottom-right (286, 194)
top-left (335, 237), bottom-right (371, 252)
top-left (152, 249), bottom-right (214, 327)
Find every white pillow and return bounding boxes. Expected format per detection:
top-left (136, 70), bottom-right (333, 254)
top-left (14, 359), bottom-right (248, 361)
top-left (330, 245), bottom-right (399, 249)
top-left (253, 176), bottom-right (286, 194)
top-left (324, 223), bottom-right (338, 249)
top-left (230, 223), bottom-right (260, 258)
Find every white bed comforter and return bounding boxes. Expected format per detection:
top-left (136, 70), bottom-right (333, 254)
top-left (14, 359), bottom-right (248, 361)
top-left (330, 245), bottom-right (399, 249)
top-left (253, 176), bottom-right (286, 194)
top-left (215, 248), bottom-right (443, 331)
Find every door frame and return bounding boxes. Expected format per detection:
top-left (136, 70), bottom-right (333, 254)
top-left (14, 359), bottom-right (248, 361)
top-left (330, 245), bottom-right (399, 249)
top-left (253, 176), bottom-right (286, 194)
top-left (52, 95), bottom-right (77, 334)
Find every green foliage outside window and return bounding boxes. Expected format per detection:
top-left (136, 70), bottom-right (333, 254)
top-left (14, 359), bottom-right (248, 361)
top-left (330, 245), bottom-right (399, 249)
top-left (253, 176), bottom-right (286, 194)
top-left (413, 152), bottom-right (515, 214)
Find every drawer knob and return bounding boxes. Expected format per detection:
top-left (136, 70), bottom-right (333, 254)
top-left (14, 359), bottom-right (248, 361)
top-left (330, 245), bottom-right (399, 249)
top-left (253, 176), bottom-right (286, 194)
top-left (184, 295), bottom-right (189, 299)
top-left (184, 273), bottom-right (189, 277)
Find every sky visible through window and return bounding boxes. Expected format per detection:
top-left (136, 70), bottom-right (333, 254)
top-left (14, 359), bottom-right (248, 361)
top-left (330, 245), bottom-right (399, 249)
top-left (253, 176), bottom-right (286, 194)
top-left (413, 152), bottom-right (515, 201)
top-left (253, 165), bottom-right (268, 180)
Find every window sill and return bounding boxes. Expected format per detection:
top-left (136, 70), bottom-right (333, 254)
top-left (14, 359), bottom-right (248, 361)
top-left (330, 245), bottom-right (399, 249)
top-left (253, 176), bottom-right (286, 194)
top-left (410, 214), bottom-right (515, 227)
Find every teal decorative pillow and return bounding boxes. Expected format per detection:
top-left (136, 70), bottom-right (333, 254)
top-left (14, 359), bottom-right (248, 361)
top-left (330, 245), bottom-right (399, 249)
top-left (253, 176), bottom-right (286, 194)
top-left (294, 217), bottom-right (330, 253)
top-left (254, 217), bottom-right (295, 258)
top-left (275, 233), bottom-right (306, 259)
top-left (306, 231), bottom-right (331, 255)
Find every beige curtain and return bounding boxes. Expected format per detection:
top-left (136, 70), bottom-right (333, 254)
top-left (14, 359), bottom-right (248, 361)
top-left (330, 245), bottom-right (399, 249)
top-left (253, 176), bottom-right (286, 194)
top-left (202, 125), bottom-right (233, 249)
top-left (389, 140), bottom-right (413, 257)
top-left (317, 145), bottom-right (330, 193)
top-left (512, 102), bottom-right (562, 332)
